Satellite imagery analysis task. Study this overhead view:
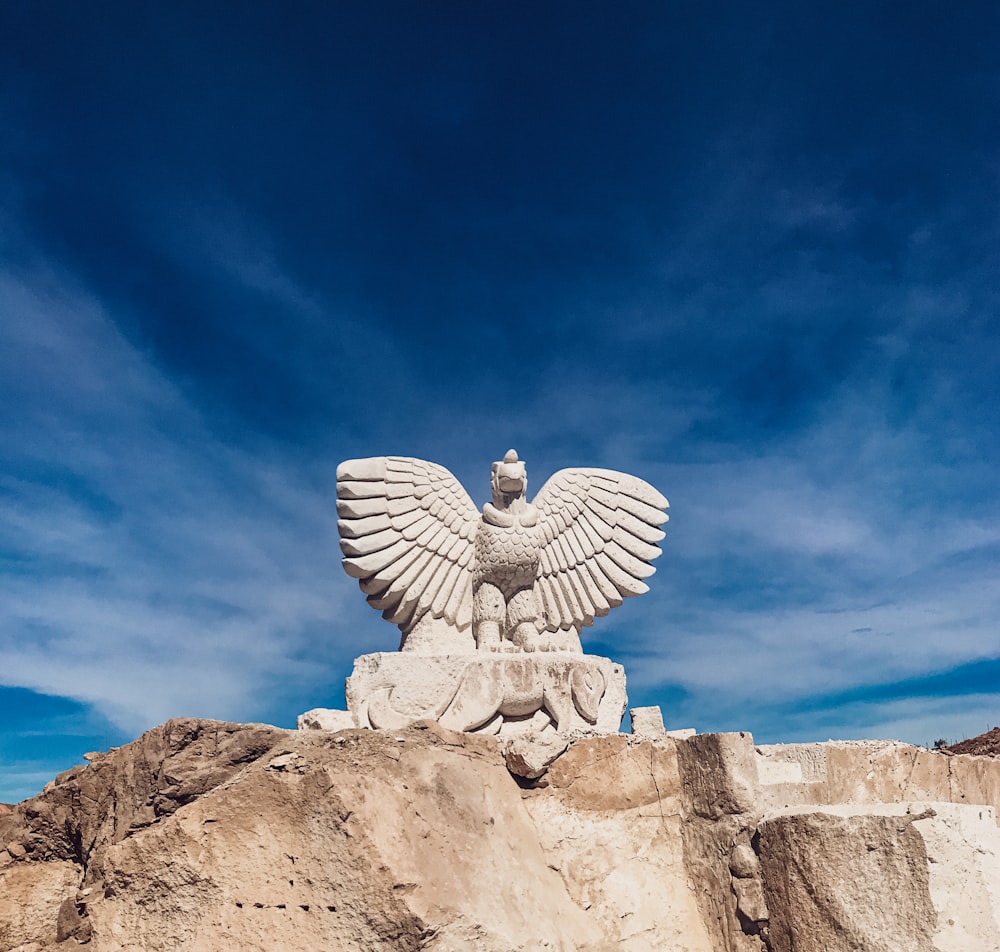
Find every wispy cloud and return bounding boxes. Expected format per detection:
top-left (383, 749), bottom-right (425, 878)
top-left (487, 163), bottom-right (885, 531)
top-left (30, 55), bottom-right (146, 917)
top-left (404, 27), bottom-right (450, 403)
top-left (0, 259), bottom-right (375, 739)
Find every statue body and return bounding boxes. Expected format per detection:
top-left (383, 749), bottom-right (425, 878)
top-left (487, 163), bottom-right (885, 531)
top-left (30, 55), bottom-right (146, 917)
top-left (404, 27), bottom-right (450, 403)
top-left (337, 450), bottom-right (668, 654)
top-left (473, 451), bottom-right (546, 650)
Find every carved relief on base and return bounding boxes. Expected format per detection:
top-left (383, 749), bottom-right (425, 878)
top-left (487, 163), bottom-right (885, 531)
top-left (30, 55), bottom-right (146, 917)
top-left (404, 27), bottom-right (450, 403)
top-left (346, 651), bottom-right (627, 737)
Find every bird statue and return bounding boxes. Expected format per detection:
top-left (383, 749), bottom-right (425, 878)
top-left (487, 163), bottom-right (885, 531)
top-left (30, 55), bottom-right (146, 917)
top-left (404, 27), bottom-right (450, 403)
top-left (336, 450), bottom-right (668, 652)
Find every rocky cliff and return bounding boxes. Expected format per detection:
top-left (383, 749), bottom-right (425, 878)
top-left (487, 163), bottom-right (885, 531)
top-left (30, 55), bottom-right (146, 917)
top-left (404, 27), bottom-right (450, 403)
top-left (2, 719), bottom-right (1000, 951)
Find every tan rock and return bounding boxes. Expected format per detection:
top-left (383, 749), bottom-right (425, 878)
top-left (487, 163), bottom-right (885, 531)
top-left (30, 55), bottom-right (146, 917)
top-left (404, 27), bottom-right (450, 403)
top-left (6, 719), bottom-right (1000, 951)
top-left (503, 729), bottom-right (569, 779)
top-left (756, 739), bottom-right (1000, 816)
top-left (0, 859), bottom-right (80, 950)
top-left (758, 811), bottom-right (937, 952)
top-left (524, 735), bottom-right (719, 951)
top-left (0, 719), bottom-right (610, 951)
top-left (628, 705), bottom-right (665, 736)
top-left (296, 708), bottom-right (356, 731)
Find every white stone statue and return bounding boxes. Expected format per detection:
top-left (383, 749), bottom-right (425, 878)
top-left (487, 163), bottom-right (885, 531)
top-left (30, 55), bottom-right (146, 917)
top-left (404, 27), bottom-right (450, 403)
top-left (337, 450), bottom-right (668, 653)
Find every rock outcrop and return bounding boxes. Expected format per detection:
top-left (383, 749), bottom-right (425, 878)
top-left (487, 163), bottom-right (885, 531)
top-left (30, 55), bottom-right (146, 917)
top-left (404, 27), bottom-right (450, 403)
top-left (3, 720), bottom-right (1000, 951)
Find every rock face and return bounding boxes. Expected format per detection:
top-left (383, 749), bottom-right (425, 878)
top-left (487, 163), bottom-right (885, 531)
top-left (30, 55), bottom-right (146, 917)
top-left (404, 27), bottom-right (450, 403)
top-left (3, 720), bottom-right (1000, 951)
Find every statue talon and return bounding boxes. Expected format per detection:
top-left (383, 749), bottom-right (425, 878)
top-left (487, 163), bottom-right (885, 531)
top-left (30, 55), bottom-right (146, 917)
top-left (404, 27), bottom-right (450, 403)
top-left (475, 620), bottom-right (502, 652)
top-left (511, 621), bottom-right (542, 653)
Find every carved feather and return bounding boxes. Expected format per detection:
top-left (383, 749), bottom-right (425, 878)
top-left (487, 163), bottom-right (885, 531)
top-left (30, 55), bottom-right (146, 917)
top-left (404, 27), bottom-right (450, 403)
top-left (336, 496), bottom-right (384, 519)
top-left (533, 467), bottom-right (667, 631)
top-left (337, 456), bottom-right (479, 636)
top-left (337, 513), bottom-right (392, 539)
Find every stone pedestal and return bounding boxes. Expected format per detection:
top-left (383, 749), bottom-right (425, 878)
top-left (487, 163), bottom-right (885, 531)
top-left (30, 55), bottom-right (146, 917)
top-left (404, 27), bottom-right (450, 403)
top-left (345, 651), bottom-right (627, 737)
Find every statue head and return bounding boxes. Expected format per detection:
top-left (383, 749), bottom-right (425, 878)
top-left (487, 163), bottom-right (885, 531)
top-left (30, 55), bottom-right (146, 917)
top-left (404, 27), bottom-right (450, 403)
top-left (491, 449), bottom-right (527, 507)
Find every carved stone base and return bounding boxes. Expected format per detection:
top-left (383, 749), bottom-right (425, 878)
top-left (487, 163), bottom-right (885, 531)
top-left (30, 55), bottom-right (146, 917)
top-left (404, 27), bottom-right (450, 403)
top-left (344, 651), bottom-right (627, 736)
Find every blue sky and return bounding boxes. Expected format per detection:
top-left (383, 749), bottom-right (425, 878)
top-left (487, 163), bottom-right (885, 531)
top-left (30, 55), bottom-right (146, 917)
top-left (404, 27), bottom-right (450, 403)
top-left (2, 3), bottom-right (999, 802)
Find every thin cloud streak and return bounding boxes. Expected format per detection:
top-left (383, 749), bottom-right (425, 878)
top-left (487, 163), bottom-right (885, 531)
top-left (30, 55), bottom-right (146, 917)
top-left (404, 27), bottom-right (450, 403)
top-left (1, 261), bottom-right (362, 736)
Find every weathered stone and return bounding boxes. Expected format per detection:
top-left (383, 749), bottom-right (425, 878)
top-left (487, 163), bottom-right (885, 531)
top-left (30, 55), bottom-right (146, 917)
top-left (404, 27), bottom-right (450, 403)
top-left (756, 739), bottom-right (1000, 816)
top-left (728, 842), bottom-right (759, 878)
top-left (6, 720), bottom-right (1000, 951)
top-left (56, 894), bottom-right (92, 943)
top-left (732, 876), bottom-right (769, 926)
top-left (674, 734), bottom-right (764, 952)
top-left (629, 705), bottom-right (665, 735)
top-left (0, 718), bottom-right (611, 951)
top-left (758, 811), bottom-right (937, 952)
top-left (296, 708), bottom-right (356, 731)
top-left (503, 729), bottom-right (569, 779)
top-left (675, 731), bottom-right (760, 820)
top-left (5, 840), bottom-right (26, 859)
top-left (0, 859), bottom-right (80, 950)
top-left (523, 734), bottom-right (719, 951)
top-left (664, 727), bottom-right (697, 740)
top-left (346, 650), bottom-right (627, 736)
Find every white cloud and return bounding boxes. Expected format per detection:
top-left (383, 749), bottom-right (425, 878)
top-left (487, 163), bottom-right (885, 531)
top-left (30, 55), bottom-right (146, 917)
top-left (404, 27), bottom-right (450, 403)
top-left (844, 694), bottom-right (1000, 748)
top-left (0, 262), bottom-right (376, 734)
top-left (608, 373), bottom-right (1000, 734)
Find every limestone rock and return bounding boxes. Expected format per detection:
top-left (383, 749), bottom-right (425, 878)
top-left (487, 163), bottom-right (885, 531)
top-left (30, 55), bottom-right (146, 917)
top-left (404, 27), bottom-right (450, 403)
top-left (629, 705), bottom-right (665, 736)
top-left (0, 719), bottom-right (609, 951)
top-left (5, 720), bottom-right (1000, 951)
top-left (296, 708), bottom-right (355, 731)
top-left (522, 734), bottom-right (721, 951)
top-left (503, 729), bottom-right (569, 779)
top-left (346, 650), bottom-right (627, 735)
top-left (0, 859), bottom-right (80, 950)
top-left (758, 811), bottom-right (937, 952)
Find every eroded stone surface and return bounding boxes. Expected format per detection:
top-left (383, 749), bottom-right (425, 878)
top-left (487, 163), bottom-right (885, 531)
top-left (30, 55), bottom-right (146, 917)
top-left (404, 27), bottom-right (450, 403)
top-left (296, 708), bottom-right (355, 731)
top-left (758, 811), bottom-right (936, 952)
top-left (0, 859), bottom-right (80, 950)
top-left (344, 650), bottom-right (627, 736)
top-left (629, 705), bottom-right (665, 736)
top-left (522, 735), bottom-right (719, 951)
top-left (0, 719), bottom-right (614, 951)
top-left (503, 729), bottom-right (570, 780)
top-left (6, 720), bottom-right (1000, 951)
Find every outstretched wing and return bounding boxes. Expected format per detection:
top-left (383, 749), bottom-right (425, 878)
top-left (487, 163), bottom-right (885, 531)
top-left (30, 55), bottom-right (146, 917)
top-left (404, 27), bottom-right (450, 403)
top-left (532, 468), bottom-right (668, 632)
top-left (336, 457), bottom-right (479, 634)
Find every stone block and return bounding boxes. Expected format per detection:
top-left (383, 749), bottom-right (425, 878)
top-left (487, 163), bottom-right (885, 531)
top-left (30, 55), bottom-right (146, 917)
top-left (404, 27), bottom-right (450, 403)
top-left (629, 706), bottom-right (665, 736)
top-left (346, 651), bottom-right (627, 737)
top-left (675, 731), bottom-right (760, 820)
top-left (296, 708), bottom-right (356, 731)
top-left (503, 730), bottom-right (570, 780)
top-left (758, 811), bottom-right (936, 952)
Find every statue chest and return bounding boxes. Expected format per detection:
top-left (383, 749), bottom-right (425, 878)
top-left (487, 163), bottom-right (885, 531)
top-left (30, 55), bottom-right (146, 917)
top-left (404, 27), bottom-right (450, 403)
top-left (474, 515), bottom-right (543, 587)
